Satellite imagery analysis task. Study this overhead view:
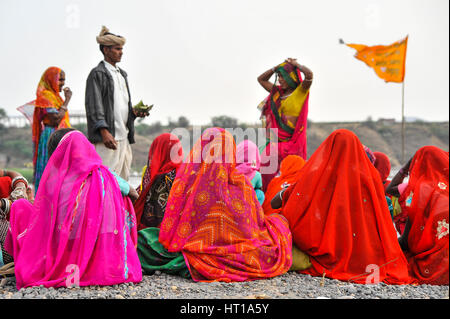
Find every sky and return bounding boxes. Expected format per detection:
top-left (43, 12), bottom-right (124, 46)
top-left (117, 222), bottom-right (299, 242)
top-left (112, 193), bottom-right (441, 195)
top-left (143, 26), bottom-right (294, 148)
top-left (0, 0), bottom-right (448, 126)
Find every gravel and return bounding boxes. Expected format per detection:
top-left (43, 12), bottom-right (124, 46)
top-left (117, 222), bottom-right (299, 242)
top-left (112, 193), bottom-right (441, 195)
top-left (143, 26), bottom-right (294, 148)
top-left (1, 272), bottom-right (448, 299)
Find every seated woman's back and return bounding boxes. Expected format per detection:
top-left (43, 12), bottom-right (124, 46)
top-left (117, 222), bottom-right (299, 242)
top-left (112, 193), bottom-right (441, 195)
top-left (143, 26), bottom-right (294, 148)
top-left (5, 130), bottom-right (142, 289)
top-left (281, 129), bottom-right (412, 285)
top-left (158, 128), bottom-right (293, 282)
top-left (399, 146), bottom-right (449, 285)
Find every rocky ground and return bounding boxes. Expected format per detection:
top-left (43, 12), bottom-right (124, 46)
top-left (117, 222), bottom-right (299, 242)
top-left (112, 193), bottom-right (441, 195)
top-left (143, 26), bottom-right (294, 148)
top-left (1, 271), bottom-right (448, 300)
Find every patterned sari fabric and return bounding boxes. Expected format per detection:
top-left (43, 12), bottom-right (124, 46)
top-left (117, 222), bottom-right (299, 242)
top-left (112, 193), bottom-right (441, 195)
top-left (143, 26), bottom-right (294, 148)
top-left (134, 133), bottom-right (183, 230)
top-left (139, 170), bottom-right (177, 229)
top-left (4, 131), bottom-right (142, 289)
top-left (159, 128), bottom-right (293, 282)
top-left (32, 67), bottom-right (71, 192)
top-left (281, 129), bottom-right (412, 284)
top-left (260, 62), bottom-right (310, 191)
top-left (262, 155), bottom-right (305, 216)
top-left (399, 146), bottom-right (449, 285)
top-left (363, 145), bottom-right (376, 165)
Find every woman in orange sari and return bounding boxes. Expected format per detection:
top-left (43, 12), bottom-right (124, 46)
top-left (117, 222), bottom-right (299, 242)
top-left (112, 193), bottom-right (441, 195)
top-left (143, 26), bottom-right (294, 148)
top-left (158, 128), bottom-right (293, 282)
top-left (262, 155), bottom-right (305, 216)
top-left (386, 146), bottom-right (449, 285)
top-left (275, 129), bottom-right (412, 284)
top-left (32, 67), bottom-right (71, 193)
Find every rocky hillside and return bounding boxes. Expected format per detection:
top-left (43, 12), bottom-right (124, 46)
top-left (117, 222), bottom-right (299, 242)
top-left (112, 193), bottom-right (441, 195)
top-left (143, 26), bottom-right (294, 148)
top-left (1, 121), bottom-right (448, 173)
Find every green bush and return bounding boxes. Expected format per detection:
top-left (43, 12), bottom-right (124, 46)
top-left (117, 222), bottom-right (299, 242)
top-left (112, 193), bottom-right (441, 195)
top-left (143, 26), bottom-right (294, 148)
top-left (3, 140), bottom-right (33, 158)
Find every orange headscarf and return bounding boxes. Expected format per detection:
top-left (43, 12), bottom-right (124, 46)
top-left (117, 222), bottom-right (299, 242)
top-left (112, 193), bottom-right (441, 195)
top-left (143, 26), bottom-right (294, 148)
top-left (262, 155), bottom-right (305, 216)
top-left (400, 146), bottom-right (449, 285)
top-left (281, 129), bottom-right (412, 284)
top-left (32, 67), bottom-right (71, 166)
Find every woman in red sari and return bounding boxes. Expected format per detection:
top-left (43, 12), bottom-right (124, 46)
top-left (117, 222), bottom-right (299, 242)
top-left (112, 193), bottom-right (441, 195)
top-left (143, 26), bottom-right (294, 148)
top-left (373, 151), bottom-right (392, 191)
top-left (133, 133), bottom-right (183, 230)
top-left (274, 129), bottom-right (412, 284)
top-left (386, 146), bottom-right (449, 285)
top-left (262, 155), bottom-right (305, 216)
top-left (0, 169), bottom-right (29, 269)
top-left (257, 58), bottom-right (312, 191)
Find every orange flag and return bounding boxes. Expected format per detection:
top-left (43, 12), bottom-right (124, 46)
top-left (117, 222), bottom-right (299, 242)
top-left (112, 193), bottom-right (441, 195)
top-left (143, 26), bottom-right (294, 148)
top-left (344, 36), bottom-right (408, 83)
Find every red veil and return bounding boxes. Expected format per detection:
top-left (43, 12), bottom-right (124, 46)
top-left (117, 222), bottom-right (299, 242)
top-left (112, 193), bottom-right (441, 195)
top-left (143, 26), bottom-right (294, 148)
top-left (400, 146), bottom-right (449, 285)
top-left (133, 133), bottom-right (183, 230)
top-left (281, 129), bottom-right (412, 284)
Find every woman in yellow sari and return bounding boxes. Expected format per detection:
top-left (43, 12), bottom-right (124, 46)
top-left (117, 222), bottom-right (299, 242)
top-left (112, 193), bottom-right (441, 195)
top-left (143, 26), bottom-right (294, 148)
top-left (257, 58), bottom-right (313, 191)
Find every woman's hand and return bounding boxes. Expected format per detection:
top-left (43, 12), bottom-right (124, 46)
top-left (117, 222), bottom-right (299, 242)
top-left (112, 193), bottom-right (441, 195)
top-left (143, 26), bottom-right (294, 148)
top-left (63, 87), bottom-right (72, 102)
top-left (128, 187), bottom-right (139, 202)
top-left (285, 58), bottom-right (299, 67)
top-left (9, 182), bottom-right (28, 201)
top-left (26, 186), bottom-right (35, 204)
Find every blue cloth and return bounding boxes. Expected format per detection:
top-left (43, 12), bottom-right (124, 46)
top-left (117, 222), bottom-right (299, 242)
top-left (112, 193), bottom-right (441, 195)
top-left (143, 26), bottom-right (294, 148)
top-left (34, 125), bottom-right (56, 194)
top-left (110, 170), bottom-right (130, 196)
top-left (250, 171), bottom-right (265, 205)
top-left (386, 196), bottom-right (394, 220)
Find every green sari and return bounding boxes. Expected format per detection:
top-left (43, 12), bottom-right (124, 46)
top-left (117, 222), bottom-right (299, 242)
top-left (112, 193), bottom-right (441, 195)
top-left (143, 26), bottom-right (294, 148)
top-left (137, 227), bottom-right (191, 278)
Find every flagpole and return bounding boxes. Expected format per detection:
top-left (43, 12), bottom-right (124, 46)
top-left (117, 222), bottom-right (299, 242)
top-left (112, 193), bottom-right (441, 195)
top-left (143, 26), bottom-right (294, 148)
top-left (401, 81), bottom-right (405, 163)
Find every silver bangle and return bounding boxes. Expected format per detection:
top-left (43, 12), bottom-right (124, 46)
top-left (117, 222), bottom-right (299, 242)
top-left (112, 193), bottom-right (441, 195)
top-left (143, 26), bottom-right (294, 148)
top-left (12, 176), bottom-right (28, 188)
top-left (10, 186), bottom-right (27, 201)
top-left (0, 198), bottom-right (11, 217)
top-left (278, 189), bottom-right (285, 201)
top-left (0, 199), bottom-right (5, 217)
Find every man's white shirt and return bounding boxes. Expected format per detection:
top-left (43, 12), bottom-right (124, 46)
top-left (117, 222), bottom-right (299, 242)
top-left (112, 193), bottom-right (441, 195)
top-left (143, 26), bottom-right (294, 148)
top-left (103, 60), bottom-right (129, 141)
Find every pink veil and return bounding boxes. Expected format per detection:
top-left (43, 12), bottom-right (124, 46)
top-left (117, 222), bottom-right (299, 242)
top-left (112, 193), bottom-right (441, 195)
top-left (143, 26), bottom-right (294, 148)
top-left (5, 131), bottom-right (142, 289)
top-left (235, 140), bottom-right (261, 181)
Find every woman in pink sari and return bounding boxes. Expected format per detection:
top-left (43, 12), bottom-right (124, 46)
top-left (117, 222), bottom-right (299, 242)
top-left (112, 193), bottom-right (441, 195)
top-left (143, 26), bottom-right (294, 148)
top-left (257, 58), bottom-right (312, 191)
top-left (159, 128), bottom-right (293, 282)
top-left (5, 130), bottom-right (142, 289)
top-left (235, 140), bottom-right (265, 205)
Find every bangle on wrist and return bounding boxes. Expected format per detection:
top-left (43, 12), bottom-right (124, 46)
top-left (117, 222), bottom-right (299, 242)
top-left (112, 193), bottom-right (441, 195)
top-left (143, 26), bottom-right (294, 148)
top-left (12, 176), bottom-right (28, 189)
top-left (0, 198), bottom-right (11, 217)
top-left (278, 189), bottom-right (285, 202)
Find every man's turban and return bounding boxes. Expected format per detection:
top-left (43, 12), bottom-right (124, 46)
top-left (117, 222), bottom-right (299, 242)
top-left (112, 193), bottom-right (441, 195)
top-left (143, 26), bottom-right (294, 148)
top-left (96, 26), bottom-right (126, 46)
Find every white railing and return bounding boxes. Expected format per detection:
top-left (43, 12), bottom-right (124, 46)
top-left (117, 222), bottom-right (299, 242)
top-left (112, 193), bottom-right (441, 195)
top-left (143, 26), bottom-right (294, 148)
top-left (0, 109), bottom-right (87, 127)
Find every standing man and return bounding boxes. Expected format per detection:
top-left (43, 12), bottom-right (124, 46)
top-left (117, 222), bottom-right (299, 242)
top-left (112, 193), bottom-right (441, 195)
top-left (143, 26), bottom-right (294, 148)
top-left (85, 26), bottom-right (147, 181)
